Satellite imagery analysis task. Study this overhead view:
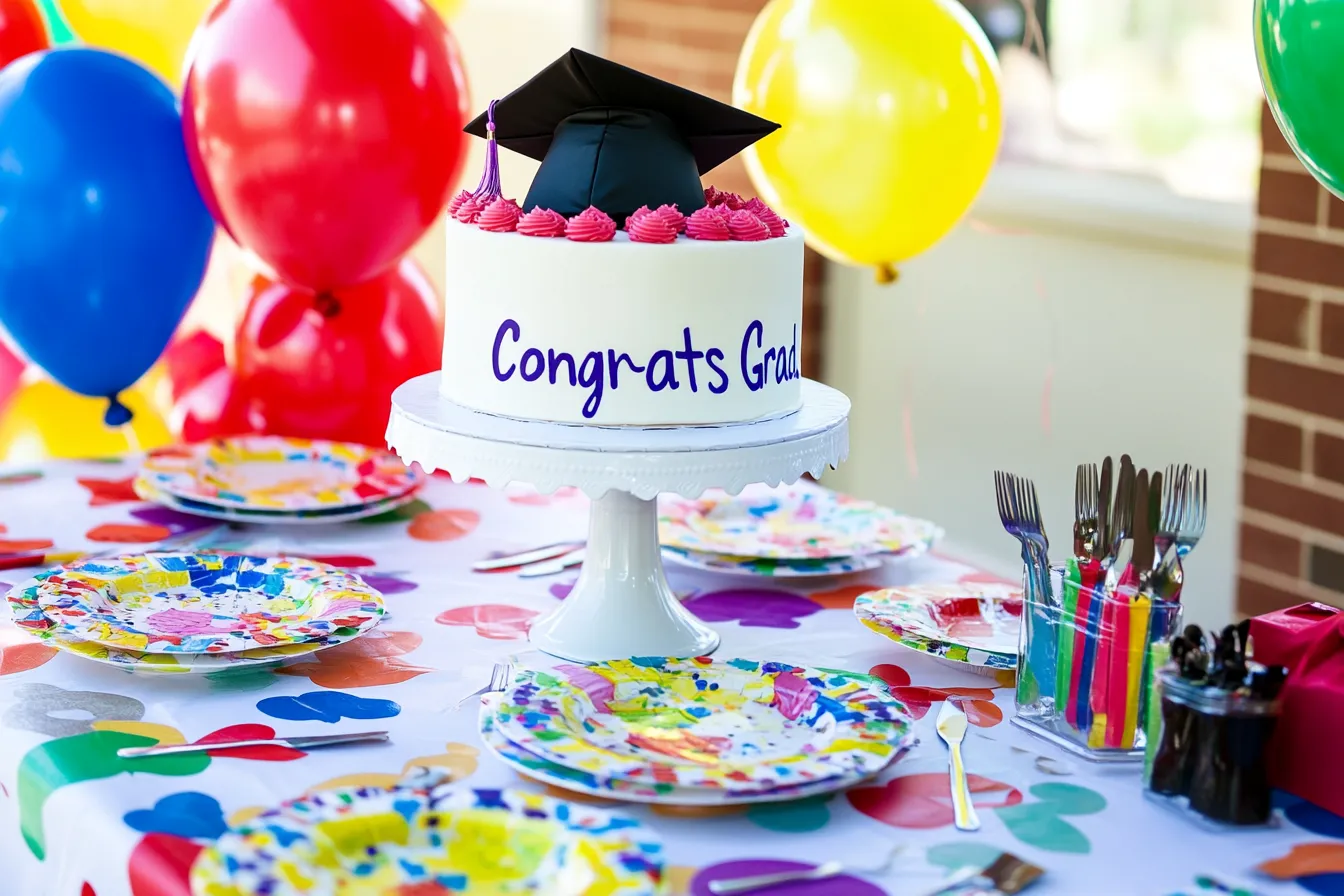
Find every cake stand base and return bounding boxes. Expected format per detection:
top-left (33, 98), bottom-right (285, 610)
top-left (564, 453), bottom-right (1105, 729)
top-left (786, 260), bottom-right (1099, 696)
top-left (386, 374), bottom-right (849, 662)
top-left (529, 490), bottom-right (719, 661)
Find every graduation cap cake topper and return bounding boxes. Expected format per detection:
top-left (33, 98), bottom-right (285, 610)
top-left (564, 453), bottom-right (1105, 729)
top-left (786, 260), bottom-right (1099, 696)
top-left (463, 48), bottom-right (780, 222)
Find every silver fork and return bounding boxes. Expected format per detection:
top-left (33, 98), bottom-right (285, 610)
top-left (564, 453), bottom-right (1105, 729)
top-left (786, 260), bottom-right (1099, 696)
top-left (454, 662), bottom-right (512, 710)
top-left (1074, 463), bottom-right (1099, 559)
top-left (1013, 475), bottom-right (1050, 567)
top-left (995, 473), bottom-right (1040, 555)
top-left (994, 471), bottom-right (1052, 611)
top-left (1177, 467), bottom-right (1207, 558)
top-left (994, 471), bottom-right (1031, 563)
top-left (1154, 465), bottom-right (1187, 562)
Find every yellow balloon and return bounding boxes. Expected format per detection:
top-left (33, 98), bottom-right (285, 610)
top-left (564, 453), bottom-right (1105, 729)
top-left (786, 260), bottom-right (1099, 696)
top-left (0, 380), bottom-right (172, 463)
top-left (426, 0), bottom-right (464, 19)
top-left (734, 0), bottom-right (1002, 279)
top-left (61, 0), bottom-right (213, 88)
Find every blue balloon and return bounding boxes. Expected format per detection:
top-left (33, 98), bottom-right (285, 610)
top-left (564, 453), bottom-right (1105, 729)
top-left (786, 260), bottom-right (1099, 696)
top-left (0, 48), bottom-right (215, 425)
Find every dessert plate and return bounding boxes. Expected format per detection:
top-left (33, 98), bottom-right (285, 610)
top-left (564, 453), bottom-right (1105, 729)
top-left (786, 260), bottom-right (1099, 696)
top-left (6, 575), bottom-right (374, 673)
top-left (189, 776), bottom-right (665, 896)
top-left (658, 487), bottom-right (943, 560)
top-left (481, 710), bottom-right (887, 806)
top-left (27, 552), bottom-right (385, 654)
top-left (661, 547), bottom-right (884, 578)
top-left (854, 583), bottom-right (1023, 671)
top-left (139, 436), bottom-right (421, 511)
top-left (134, 475), bottom-right (418, 525)
top-left (493, 658), bottom-right (912, 792)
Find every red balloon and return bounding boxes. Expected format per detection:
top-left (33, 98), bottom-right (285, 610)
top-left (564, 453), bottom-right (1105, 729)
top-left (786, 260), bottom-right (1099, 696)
top-left (183, 0), bottom-right (469, 292)
top-left (161, 330), bottom-right (226, 403)
top-left (235, 257), bottom-right (442, 447)
top-left (0, 0), bottom-right (47, 70)
top-left (172, 364), bottom-right (255, 443)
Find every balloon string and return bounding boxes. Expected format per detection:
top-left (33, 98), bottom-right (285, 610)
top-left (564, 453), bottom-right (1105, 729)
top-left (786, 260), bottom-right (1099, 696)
top-left (124, 421), bottom-right (143, 455)
top-left (473, 99), bottom-right (502, 202)
top-left (1019, 0), bottom-right (1051, 74)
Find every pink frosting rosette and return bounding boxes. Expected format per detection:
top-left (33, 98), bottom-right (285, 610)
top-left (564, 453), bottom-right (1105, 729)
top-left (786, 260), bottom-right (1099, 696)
top-left (454, 195), bottom-right (485, 224)
top-left (628, 210), bottom-right (678, 243)
top-left (685, 205), bottom-right (731, 241)
top-left (477, 198), bottom-right (522, 233)
top-left (625, 205), bottom-right (654, 231)
top-left (727, 209), bottom-right (770, 241)
top-left (713, 190), bottom-right (747, 211)
top-left (655, 203), bottom-right (686, 233)
top-left (447, 189), bottom-right (474, 216)
top-left (745, 198), bottom-right (787, 237)
top-left (517, 208), bottom-right (568, 237)
top-left (566, 206), bottom-right (617, 242)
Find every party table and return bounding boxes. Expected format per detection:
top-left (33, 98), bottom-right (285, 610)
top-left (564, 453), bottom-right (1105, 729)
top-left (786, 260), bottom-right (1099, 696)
top-left (0, 458), bottom-right (1332, 896)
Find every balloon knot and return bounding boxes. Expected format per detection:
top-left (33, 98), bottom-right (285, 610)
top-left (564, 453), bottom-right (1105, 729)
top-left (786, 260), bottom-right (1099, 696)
top-left (875, 263), bottom-right (899, 285)
top-left (104, 395), bottom-right (133, 428)
top-left (315, 293), bottom-right (342, 318)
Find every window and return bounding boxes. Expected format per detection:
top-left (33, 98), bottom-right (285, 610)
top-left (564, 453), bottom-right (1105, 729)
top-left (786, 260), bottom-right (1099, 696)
top-left (961, 0), bottom-right (1262, 203)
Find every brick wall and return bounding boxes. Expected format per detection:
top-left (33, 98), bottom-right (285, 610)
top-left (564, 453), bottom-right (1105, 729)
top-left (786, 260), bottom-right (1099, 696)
top-left (1240, 105), bottom-right (1344, 614)
top-left (603, 0), bottom-right (826, 378)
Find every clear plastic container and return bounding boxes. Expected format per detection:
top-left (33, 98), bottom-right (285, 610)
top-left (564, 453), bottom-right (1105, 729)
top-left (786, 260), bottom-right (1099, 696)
top-left (1011, 564), bottom-right (1182, 762)
top-left (1144, 667), bottom-right (1281, 828)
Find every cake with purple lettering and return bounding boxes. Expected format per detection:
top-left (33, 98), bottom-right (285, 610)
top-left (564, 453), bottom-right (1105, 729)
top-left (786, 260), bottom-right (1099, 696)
top-left (440, 49), bottom-right (803, 427)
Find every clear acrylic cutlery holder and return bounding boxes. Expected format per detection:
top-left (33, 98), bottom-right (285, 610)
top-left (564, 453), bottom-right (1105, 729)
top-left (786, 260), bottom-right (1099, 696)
top-left (1143, 667), bottom-right (1281, 829)
top-left (1011, 564), bottom-right (1182, 762)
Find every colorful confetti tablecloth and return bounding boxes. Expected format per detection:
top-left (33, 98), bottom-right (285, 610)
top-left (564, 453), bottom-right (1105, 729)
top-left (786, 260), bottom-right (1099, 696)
top-left (0, 459), bottom-right (1338, 896)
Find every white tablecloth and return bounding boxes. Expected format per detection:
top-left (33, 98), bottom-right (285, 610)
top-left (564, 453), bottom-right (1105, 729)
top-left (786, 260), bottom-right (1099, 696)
top-left (0, 459), bottom-right (1329, 895)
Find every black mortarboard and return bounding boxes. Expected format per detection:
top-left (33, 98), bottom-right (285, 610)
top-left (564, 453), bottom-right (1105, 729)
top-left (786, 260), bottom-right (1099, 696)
top-left (464, 48), bottom-right (779, 221)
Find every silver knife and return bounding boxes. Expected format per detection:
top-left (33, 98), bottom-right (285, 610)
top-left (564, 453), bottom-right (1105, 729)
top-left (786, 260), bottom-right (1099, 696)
top-left (1146, 470), bottom-right (1163, 572)
top-left (517, 548), bottom-right (586, 578)
top-left (117, 730), bottom-right (389, 758)
top-left (1131, 469), bottom-right (1153, 573)
top-left (472, 542), bottom-right (580, 571)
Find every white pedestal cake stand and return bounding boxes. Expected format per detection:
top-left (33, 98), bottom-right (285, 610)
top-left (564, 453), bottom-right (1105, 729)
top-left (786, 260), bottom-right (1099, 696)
top-left (386, 373), bottom-right (849, 663)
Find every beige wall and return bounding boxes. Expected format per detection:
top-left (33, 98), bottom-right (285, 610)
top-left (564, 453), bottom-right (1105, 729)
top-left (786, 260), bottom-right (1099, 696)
top-left (824, 163), bottom-right (1253, 630)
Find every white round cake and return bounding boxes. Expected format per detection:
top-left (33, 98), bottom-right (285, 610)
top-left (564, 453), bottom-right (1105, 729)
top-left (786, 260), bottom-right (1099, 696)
top-left (440, 222), bottom-right (804, 426)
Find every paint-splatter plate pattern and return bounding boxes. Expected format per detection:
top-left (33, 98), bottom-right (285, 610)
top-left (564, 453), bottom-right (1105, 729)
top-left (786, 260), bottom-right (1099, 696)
top-left (18, 552), bottom-right (384, 654)
top-left (190, 777), bottom-right (664, 896)
top-left (139, 436), bottom-right (421, 511)
top-left (491, 657), bottom-right (913, 793)
top-left (658, 488), bottom-right (942, 560)
top-left (854, 583), bottom-right (1023, 671)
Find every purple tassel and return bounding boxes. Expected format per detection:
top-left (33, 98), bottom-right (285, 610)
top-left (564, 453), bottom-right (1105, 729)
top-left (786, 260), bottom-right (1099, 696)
top-left (472, 99), bottom-right (502, 202)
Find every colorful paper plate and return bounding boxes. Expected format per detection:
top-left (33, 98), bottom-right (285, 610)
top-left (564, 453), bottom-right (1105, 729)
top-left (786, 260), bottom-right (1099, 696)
top-left (140, 436), bottom-right (421, 511)
top-left (493, 658), bottom-right (912, 793)
top-left (661, 548), bottom-right (885, 578)
top-left (854, 583), bottom-right (1023, 671)
top-left (134, 475), bottom-right (418, 525)
top-left (5, 576), bottom-right (369, 673)
top-left (23, 552), bottom-right (385, 654)
top-left (481, 710), bottom-right (890, 807)
top-left (658, 487), bottom-right (943, 560)
top-left (189, 775), bottom-right (665, 896)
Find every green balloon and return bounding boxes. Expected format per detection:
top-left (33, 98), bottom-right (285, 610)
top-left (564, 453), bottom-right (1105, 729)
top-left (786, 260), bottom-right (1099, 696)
top-left (34, 0), bottom-right (76, 44)
top-left (1257, 0), bottom-right (1344, 198)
